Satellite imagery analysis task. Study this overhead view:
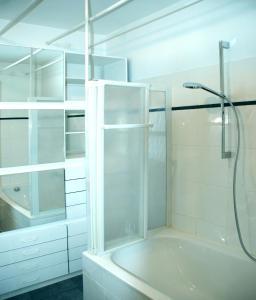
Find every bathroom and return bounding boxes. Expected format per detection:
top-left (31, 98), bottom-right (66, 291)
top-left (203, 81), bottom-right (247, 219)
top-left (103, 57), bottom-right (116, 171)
top-left (0, 0), bottom-right (255, 299)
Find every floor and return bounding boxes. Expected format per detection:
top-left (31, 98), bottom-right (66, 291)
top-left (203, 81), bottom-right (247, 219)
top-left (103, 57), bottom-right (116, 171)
top-left (8, 275), bottom-right (83, 300)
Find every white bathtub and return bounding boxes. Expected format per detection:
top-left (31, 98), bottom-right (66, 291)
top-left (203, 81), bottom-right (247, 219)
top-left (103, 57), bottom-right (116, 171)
top-left (83, 229), bottom-right (256, 300)
top-left (0, 186), bottom-right (65, 231)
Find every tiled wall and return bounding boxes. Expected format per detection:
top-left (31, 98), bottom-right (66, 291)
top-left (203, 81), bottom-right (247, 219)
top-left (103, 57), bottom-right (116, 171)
top-left (147, 56), bottom-right (256, 252)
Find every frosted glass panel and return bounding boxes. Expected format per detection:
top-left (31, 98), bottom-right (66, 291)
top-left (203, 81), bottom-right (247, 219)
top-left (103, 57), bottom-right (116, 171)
top-left (0, 110), bottom-right (64, 167)
top-left (148, 111), bottom-right (166, 229)
top-left (104, 85), bottom-right (145, 124)
top-left (0, 169), bottom-right (65, 232)
top-left (104, 128), bottom-right (145, 250)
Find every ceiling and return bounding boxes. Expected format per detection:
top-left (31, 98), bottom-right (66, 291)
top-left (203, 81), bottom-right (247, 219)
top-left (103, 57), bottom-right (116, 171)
top-left (0, 0), bottom-right (183, 35)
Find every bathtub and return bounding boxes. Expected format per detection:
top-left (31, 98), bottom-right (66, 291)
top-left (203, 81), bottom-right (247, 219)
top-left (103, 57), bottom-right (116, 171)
top-left (0, 186), bottom-right (65, 231)
top-left (83, 229), bottom-right (256, 300)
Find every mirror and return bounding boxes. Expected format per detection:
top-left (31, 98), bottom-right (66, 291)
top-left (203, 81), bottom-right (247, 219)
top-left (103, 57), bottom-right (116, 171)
top-left (0, 44), bottom-right (66, 232)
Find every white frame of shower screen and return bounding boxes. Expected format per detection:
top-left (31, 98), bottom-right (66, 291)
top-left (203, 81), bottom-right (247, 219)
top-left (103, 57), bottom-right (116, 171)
top-left (87, 80), bottom-right (149, 254)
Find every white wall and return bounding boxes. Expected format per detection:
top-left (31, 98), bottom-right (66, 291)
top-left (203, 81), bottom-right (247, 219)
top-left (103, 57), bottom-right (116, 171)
top-left (104, 0), bottom-right (256, 251)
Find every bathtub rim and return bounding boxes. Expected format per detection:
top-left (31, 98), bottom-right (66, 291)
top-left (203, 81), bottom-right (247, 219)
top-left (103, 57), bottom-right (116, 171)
top-left (83, 227), bottom-right (253, 300)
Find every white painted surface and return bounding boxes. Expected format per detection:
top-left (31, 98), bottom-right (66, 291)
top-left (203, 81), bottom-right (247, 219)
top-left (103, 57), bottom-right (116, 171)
top-left (0, 262), bottom-right (68, 295)
top-left (67, 218), bottom-right (87, 236)
top-left (65, 164), bottom-right (86, 180)
top-left (69, 245), bottom-right (87, 261)
top-left (0, 250), bottom-right (67, 281)
top-left (0, 238), bottom-right (67, 266)
top-left (65, 178), bottom-right (86, 193)
top-left (66, 203), bottom-right (86, 219)
top-left (66, 190), bottom-right (86, 207)
top-left (70, 258), bottom-right (82, 273)
top-left (69, 233), bottom-right (88, 249)
top-left (0, 223), bottom-right (66, 252)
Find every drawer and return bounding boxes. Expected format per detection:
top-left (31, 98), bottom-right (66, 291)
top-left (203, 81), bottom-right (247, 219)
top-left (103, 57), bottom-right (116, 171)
top-left (0, 238), bottom-right (67, 267)
top-left (65, 165), bottom-right (85, 180)
top-left (65, 179), bottom-right (86, 193)
top-left (68, 233), bottom-right (88, 249)
top-left (0, 262), bottom-right (68, 296)
top-left (0, 251), bottom-right (67, 281)
top-left (66, 204), bottom-right (86, 219)
top-left (66, 190), bottom-right (86, 207)
top-left (0, 223), bottom-right (66, 253)
top-left (67, 218), bottom-right (87, 236)
top-left (69, 258), bottom-right (82, 273)
top-left (68, 245), bottom-right (87, 261)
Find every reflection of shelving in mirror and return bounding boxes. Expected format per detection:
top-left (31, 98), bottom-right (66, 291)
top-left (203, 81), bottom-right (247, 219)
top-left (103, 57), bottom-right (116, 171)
top-left (0, 44), bottom-right (64, 102)
top-left (65, 52), bottom-right (128, 102)
top-left (65, 110), bottom-right (85, 159)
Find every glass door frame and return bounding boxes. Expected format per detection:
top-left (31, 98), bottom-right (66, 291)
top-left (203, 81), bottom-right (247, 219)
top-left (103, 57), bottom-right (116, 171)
top-left (87, 80), bottom-right (149, 254)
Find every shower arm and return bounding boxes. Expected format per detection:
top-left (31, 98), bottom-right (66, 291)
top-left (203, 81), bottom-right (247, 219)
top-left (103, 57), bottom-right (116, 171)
top-left (219, 40), bottom-right (232, 159)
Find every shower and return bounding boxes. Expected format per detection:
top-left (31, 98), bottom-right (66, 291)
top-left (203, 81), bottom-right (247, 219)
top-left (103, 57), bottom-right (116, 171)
top-left (183, 81), bottom-right (256, 262)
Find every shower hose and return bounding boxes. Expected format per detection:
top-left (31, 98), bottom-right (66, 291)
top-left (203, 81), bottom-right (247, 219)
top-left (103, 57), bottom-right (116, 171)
top-left (226, 97), bottom-right (256, 262)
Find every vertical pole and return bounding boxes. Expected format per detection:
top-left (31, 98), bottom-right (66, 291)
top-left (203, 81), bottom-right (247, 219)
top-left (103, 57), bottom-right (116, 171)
top-left (219, 40), bottom-right (231, 159)
top-left (29, 48), bottom-right (39, 216)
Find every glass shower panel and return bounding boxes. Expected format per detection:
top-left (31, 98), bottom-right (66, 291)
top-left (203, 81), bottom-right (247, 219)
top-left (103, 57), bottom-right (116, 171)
top-left (104, 128), bottom-right (145, 250)
top-left (148, 90), bottom-right (167, 229)
top-left (104, 84), bottom-right (145, 124)
top-left (0, 44), bottom-right (30, 102)
top-left (0, 110), bottom-right (64, 168)
top-left (0, 169), bottom-right (65, 232)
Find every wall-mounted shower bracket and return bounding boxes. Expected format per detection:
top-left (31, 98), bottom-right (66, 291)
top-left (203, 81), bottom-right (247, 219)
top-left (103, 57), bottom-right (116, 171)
top-left (219, 40), bottom-right (231, 159)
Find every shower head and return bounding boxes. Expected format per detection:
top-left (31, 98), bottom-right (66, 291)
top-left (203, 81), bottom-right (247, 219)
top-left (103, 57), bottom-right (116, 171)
top-left (183, 82), bottom-right (203, 89)
top-left (183, 82), bottom-right (226, 99)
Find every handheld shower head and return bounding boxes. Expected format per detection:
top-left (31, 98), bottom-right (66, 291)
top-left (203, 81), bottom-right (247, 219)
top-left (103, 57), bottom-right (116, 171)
top-left (183, 82), bottom-right (203, 89)
top-left (183, 81), bottom-right (226, 99)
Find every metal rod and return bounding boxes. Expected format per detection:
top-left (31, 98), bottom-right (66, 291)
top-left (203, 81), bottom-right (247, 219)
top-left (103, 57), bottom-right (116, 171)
top-left (1, 48), bottom-right (42, 71)
top-left (219, 40), bottom-right (231, 159)
top-left (90, 0), bottom-right (204, 48)
top-left (46, 22), bottom-right (84, 45)
top-left (46, 0), bottom-right (132, 45)
top-left (89, 0), bottom-right (133, 22)
top-left (0, 0), bottom-right (44, 36)
top-left (34, 57), bottom-right (63, 72)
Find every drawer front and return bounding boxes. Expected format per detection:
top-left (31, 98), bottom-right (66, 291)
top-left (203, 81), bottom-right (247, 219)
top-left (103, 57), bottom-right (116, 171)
top-left (65, 179), bottom-right (86, 193)
top-left (0, 262), bottom-right (68, 296)
top-left (69, 259), bottom-right (82, 273)
top-left (65, 166), bottom-right (85, 180)
top-left (0, 223), bottom-right (66, 253)
top-left (0, 251), bottom-right (67, 281)
top-left (68, 245), bottom-right (87, 261)
top-left (66, 191), bottom-right (86, 207)
top-left (66, 204), bottom-right (86, 219)
top-left (0, 238), bottom-right (67, 267)
top-left (68, 233), bottom-right (88, 249)
top-left (67, 218), bottom-right (87, 236)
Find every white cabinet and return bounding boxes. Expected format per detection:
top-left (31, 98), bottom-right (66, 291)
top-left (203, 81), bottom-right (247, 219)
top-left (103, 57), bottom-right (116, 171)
top-left (0, 262), bottom-right (68, 295)
top-left (0, 239), bottom-right (67, 266)
top-left (0, 222), bottom-right (68, 298)
top-left (67, 218), bottom-right (88, 274)
top-left (0, 251), bottom-right (67, 281)
top-left (0, 223), bottom-right (66, 253)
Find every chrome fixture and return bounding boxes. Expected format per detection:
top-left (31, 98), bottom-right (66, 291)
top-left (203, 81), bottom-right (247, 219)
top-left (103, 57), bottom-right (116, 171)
top-left (183, 81), bottom-right (256, 262)
top-left (219, 40), bottom-right (232, 159)
top-left (184, 41), bottom-right (232, 160)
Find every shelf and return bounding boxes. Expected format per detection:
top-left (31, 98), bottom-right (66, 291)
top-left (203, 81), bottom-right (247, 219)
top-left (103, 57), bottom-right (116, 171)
top-left (65, 131), bottom-right (85, 135)
top-left (65, 153), bottom-right (85, 159)
top-left (66, 78), bottom-right (85, 85)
